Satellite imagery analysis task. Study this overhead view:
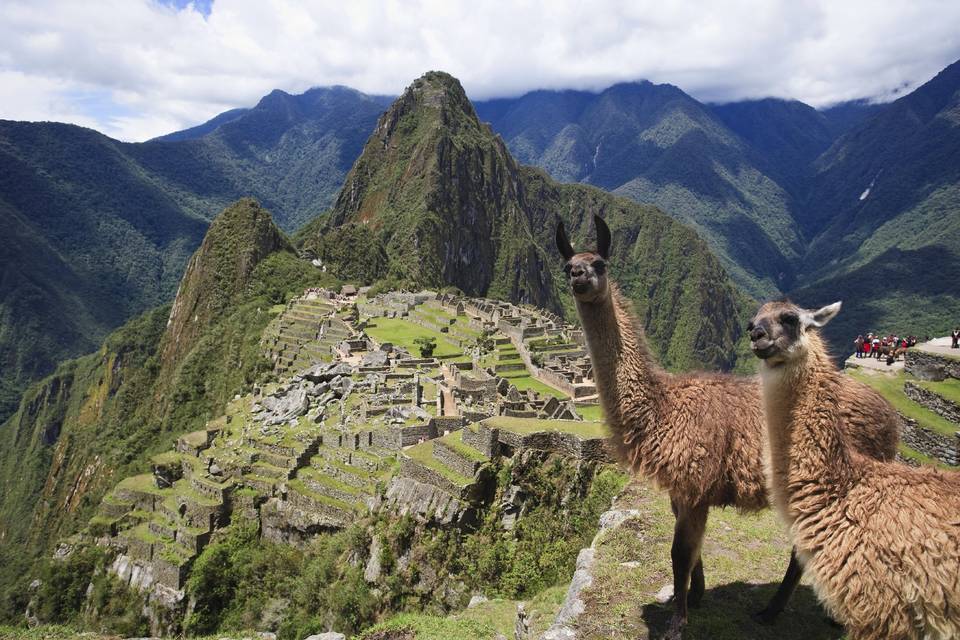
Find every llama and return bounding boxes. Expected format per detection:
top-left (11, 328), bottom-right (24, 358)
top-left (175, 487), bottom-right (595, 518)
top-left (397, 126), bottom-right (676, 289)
top-left (750, 300), bottom-right (960, 640)
top-left (555, 216), bottom-right (900, 637)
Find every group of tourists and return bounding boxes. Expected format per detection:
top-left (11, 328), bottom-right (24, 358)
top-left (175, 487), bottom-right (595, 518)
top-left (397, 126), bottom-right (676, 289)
top-left (853, 333), bottom-right (918, 361)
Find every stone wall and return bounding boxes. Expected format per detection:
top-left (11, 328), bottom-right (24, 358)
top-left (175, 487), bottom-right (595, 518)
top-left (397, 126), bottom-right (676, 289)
top-left (399, 456), bottom-right (466, 497)
top-left (904, 382), bottom-right (960, 424)
top-left (900, 416), bottom-right (960, 466)
top-left (462, 426), bottom-right (499, 458)
top-left (905, 350), bottom-right (960, 381)
top-left (432, 440), bottom-right (483, 478)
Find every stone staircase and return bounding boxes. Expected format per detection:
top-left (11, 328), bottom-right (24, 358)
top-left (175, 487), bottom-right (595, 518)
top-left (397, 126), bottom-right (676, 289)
top-left (264, 297), bottom-right (352, 375)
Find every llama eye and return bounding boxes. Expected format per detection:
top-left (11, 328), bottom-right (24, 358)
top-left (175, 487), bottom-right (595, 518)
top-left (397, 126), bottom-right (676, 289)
top-left (592, 260), bottom-right (606, 275)
top-left (781, 312), bottom-right (799, 324)
top-left (563, 264), bottom-right (572, 274)
top-left (746, 321), bottom-right (754, 332)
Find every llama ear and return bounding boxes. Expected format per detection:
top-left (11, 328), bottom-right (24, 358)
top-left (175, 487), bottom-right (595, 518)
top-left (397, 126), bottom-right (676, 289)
top-left (556, 218), bottom-right (576, 261)
top-left (594, 215), bottom-right (611, 259)
top-left (804, 301), bottom-right (842, 328)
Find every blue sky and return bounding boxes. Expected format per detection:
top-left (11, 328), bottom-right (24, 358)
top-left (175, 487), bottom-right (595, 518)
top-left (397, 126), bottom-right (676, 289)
top-left (1, 1), bottom-right (959, 141)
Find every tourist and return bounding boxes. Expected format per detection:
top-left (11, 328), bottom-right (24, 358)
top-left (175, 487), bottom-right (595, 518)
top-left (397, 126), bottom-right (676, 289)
top-left (952, 327), bottom-right (960, 349)
top-left (854, 335), bottom-right (865, 358)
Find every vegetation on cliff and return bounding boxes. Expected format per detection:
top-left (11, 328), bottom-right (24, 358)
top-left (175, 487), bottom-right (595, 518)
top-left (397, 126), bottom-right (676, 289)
top-left (0, 201), bottom-right (336, 622)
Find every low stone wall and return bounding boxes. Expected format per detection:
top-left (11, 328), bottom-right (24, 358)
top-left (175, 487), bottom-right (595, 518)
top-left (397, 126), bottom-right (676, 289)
top-left (494, 428), bottom-right (612, 463)
top-left (905, 350), bottom-right (960, 381)
top-left (432, 440), bottom-right (483, 478)
top-left (462, 425), bottom-right (499, 457)
top-left (429, 416), bottom-right (467, 433)
top-left (399, 423), bottom-right (438, 447)
top-left (399, 455), bottom-right (466, 497)
top-left (904, 382), bottom-right (960, 424)
top-left (152, 557), bottom-right (189, 590)
top-left (900, 416), bottom-right (959, 466)
top-left (383, 476), bottom-right (474, 526)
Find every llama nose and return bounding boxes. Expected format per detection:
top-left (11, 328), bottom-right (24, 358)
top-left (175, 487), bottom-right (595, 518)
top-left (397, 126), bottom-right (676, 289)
top-left (750, 326), bottom-right (767, 341)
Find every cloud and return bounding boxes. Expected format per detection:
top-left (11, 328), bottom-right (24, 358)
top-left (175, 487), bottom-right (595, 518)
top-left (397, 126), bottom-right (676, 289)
top-left (1, 0), bottom-right (959, 141)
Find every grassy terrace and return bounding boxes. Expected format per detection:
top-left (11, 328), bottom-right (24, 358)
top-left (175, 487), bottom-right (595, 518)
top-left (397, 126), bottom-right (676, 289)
top-left (286, 478), bottom-right (364, 512)
top-left (364, 317), bottom-right (462, 358)
top-left (404, 440), bottom-right (473, 487)
top-left (576, 404), bottom-right (605, 422)
top-left (848, 370), bottom-right (959, 436)
top-left (437, 430), bottom-right (489, 463)
top-left (499, 371), bottom-right (567, 398)
top-left (484, 416), bottom-right (607, 439)
top-left (916, 377), bottom-right (960, 405)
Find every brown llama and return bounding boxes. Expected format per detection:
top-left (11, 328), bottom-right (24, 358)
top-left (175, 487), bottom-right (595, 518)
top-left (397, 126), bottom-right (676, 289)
top-left (555, 216), bottom-right (900, 638)
top-left (750, 300), bottom-right (960, 639)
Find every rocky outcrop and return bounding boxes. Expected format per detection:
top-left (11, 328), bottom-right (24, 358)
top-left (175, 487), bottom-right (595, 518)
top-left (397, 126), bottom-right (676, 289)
top-left (382, 476), bottom-right (474, 526)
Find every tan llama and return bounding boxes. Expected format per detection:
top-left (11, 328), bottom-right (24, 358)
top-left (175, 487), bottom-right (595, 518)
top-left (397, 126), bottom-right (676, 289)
top-left (750, 300), bottom-right (960, 640)
top-left (556, 215), bottom-right (900, 638)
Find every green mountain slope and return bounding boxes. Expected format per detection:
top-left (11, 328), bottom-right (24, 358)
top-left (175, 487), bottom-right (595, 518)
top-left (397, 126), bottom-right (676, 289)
top-left (309, 72), bottom-right (749, 371)
top-left (792, 60), bottom-right (960, 345)
top-left (0, 201), bottom-right (332, 613)
top-left (0, 88), bottom-right (387, 421)
top-left (475, 82), bottom-right (805, 299)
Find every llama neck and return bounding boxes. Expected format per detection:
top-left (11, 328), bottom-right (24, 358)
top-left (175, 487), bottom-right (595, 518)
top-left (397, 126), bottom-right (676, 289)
top-left (576, 283), bottom-right (662, 437)
top-left (761, 332), bottom-right (854, 523)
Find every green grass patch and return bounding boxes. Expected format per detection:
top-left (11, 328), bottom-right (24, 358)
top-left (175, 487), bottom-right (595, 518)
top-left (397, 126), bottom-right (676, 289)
top-left (576, 404), bottom-right (605, 422)
top-left (403, 441), bottom-right (473, 487)
top-left (848, 370), bottom-right (959, 436)
top-left (916, 377), bottom-right (960, 406)
top-left (437, 430), bottom-right (489, 463)
top-left (286, 479), bottom-right (363, 512)
top-left (484, 416), bottom-right (607, 439)
top-left (500, 374), bottom-right (567, 399)
top-left (116, 473), bottom-right (163, 495)
top-left (364, 317), bottom-right (461, 358)
top-left (356, 612), bottom-right (498, 640)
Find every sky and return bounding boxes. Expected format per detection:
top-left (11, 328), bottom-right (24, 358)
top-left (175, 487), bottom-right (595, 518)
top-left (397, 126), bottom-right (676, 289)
top-left (2, 0), bottom-right (959, 142)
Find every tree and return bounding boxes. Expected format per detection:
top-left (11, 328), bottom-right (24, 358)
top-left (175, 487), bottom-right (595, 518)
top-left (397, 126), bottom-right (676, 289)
top-left (413, 337), bottom-right (437, 357)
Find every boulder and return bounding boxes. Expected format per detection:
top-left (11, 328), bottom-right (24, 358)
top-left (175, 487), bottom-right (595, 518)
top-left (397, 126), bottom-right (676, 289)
top-left (361, 350), bottom-right (389, 367)
top-left (303, 633), bottom-right (346, 640)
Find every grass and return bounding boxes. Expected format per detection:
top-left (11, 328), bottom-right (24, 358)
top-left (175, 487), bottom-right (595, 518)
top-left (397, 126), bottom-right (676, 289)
top-left (576, 404), bottom-right (605, 421)
top-left (403, 440), bottom-right (473, 487)
top-left (916, 377), bottom-right (960, 406)
top-left (848, 370), bottom-right (959, 436)
top-left (116, 473), bottom-right (163, 495)
top-left (286, 479), bottom-right (364, 512)
top-left (499, 372), bottom-right (567, 399)
top-left (576, 480), bottom-right (845, 640)
top-left (484, 416), bottom-right (607, 439)
top-left (437, 430), bottom-right (489, 463)
top-left (450, 585), bottom-right (568, 639)
top-left (355, 613), bottom-right (498, 639)
top-left (364, 317), bottom-right (462, 358)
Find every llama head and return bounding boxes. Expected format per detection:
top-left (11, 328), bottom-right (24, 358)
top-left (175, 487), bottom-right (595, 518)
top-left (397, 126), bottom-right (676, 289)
top-left (748, 300), bottom-right (841, 366)
top-left (555, 215), bottom-right (611, 304)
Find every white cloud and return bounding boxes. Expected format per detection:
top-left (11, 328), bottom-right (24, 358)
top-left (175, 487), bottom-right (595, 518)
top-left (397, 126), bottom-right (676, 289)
top-left (1, 0), bottom-right (958, 141)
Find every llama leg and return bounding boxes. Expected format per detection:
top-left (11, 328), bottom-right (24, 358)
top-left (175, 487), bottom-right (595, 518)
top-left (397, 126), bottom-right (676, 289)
top-left (752, 548), bottom-right (802, 624)
top-left (667, 501), bottom-right (708, 639)
top-left (688, 556), bottom-right (705, 607)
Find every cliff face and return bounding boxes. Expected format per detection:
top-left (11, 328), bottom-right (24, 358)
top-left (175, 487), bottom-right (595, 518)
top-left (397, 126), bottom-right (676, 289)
top-left (314, 71), bottom-right (748, 371)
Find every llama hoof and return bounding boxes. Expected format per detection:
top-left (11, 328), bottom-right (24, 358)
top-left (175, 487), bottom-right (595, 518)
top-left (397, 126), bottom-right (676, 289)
top-left (663, 615), bottom-right (686, 640)
top-left (750, 608), bottom-right (780, 625)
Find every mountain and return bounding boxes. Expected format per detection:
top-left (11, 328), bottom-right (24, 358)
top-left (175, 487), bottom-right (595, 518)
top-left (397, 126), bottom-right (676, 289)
top-left (0, 87), bottom-right (388, 422)
top-left (789, 59), bottom-right (960, 344)
top-left (308, 71), bottom-right (750, 372)
top-left (0, 200), bottom-right (332, 608)
top-left (474, 82), bottom-right (805, 299)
